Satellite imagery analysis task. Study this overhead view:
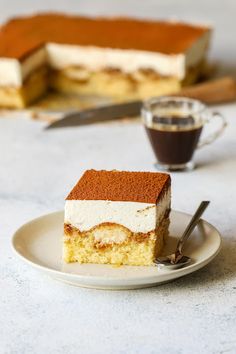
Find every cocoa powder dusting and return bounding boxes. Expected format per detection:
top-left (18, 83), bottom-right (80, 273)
top-left (0, 14), bottom-right (209, 59)
top-left (66, 170), bottom-right (170, 204)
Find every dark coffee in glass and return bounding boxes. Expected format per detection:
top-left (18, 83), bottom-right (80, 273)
top-left (145, 116), bottom-right (203, 165)
top-left (142, 97), bottom-right (226, 171)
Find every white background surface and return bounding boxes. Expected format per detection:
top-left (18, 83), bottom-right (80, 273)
top-left (0, 1), bottom-right (236, 353)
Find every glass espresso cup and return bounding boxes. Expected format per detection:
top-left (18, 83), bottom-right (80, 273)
top-left (142, 97), bottom-right (227, 171)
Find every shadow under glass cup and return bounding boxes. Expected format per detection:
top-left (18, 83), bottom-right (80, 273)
top-left (142, 97), bottom-right (227, 171)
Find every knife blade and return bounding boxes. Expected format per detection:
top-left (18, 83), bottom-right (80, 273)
top-left (46, 100), bottom-right (143, 129)
top-left (45, 76), bottom-right (236, 129)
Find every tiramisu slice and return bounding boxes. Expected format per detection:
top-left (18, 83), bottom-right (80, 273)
top-left (64, 170), bottom-right (171, 266)
top-left (0, 13), bottom-right (211, 108)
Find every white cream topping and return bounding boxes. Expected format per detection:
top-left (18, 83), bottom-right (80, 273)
top-left (0, 58), bottom-right (22, 86)
top-left (46, 43), bottom-right (185, 79)
top-left (0, 28), bottom-right (210, 86)
top-left (64, 189), bottom-right (171, 235)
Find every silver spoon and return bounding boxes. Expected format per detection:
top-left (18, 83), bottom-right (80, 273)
top-left (155, 201), bottom-right (210, 270)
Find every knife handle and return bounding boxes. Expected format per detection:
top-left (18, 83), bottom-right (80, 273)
top-left (175, 76), bottom-right (236, 104)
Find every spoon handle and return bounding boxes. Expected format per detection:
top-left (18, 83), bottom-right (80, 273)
top-left (176, 201), bottom-right (210, 254)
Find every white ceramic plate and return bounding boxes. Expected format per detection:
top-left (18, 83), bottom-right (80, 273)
top-left (12, 210), bottom-right (221, 290)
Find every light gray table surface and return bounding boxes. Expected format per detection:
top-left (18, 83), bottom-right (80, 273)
top-left (0, 1), bottom-right (236, 354)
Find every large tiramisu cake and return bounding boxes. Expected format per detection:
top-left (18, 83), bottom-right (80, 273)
top-left (64, 170), bottom-right (171, 266)
top-left (0, 13), bottom-right (211, 108)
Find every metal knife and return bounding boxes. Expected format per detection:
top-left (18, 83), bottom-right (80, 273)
top-left (45, 76), bottom-right (236, 129)
top-left (46, 100), bottom-right (143, 129)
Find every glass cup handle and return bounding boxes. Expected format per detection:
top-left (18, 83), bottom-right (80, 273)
top-left (197, 111), bottom-right (227, 149)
